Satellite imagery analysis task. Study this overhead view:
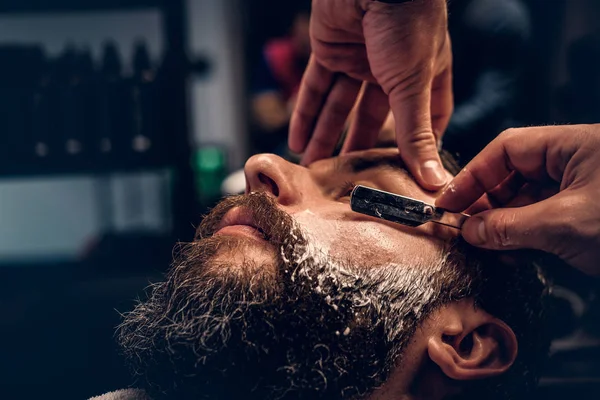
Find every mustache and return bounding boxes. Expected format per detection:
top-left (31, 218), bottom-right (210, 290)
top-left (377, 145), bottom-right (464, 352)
top-left (195, 192), bottom-right (301, 247)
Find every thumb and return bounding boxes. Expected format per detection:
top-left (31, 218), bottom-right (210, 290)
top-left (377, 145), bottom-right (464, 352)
top-left (389, 84), bottom-right (447, 190)
top-left (461, 199), bottom-right (561, 252)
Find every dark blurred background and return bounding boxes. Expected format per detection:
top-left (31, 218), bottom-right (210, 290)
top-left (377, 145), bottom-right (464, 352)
top-left (0, 0), bottom-right (599, 399)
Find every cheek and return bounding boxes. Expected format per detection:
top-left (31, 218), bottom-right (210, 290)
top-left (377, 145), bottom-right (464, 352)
top-left (329, 221), bottom-right (442, 267)
top-left (293, 209), bottom-right (340, 256)
top-left (294, 208), bottom-right (442, 267)
top-left (210, 240), bottom-right (278, 275)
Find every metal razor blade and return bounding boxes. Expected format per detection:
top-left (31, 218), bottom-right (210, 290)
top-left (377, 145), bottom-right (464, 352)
top-left (350, 185), bottom-right (469, 229)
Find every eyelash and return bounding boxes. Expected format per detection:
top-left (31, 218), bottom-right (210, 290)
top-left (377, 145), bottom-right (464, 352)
top-left (338, 181), bottom-right (356, 199)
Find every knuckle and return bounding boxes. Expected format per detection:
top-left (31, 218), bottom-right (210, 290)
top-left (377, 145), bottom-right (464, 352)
top-left (499, 127), bottom-right (523, 141)
top-left (407, 129), bottom-right (436, 143)
top-left (314, 43), bottom-right (367, 78)
top-left (487, 212), bottom-right (515, 248)
top-left (386, 67), bottom-right (430, 99)
top-left (497, 127), bottom-right (529, 156)
top-left (313, 48), bottom-right (339, 72)
top-left (403, 130), bottom-right (438, 153)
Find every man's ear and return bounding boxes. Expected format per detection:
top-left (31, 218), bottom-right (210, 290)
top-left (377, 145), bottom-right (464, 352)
top-left (427, 300), bottom-right (518, 381)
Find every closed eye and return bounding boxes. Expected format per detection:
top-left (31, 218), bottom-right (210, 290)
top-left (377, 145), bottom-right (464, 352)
top-left (336, 181), bottom-right (356, 201)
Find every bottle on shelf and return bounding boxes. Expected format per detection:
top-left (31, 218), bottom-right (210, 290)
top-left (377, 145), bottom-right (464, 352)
top-left (28, 46), bottom-right (54, 169)
top-left (96, 40), bottom-right (133, 167)
top-left (0, 45), bottom-right (45, 171)
top-left (130, 39), bottom-right (158, 162)
top-left (57, 44), bottom-right (96, 168)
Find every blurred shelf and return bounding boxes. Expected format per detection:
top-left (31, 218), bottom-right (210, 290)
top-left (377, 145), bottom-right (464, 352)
top-left (0, 158), bottom-right (175, 180)
top-left (0, 0), bottom-right (162, 14)
top-left (0, 233), bottom-right (175, 278)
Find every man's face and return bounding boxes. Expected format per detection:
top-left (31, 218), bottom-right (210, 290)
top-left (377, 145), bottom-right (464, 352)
top-left (118, 149), bottom-right (543, 400)
top-left (238, 148), bottom-right (456, 271)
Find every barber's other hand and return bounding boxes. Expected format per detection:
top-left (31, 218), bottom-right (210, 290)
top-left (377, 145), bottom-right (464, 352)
top-left (436, 124), bottom-right (600, 275)
top-left (289, 0), bottom-right (453, 190)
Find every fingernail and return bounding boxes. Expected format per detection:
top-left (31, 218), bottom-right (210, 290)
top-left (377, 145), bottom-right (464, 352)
top-left (465, 217), bottom-right (486, 245)
top-left (421, 160), bottom-right (448, 187)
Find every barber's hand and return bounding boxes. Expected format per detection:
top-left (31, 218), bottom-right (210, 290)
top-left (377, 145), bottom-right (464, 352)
top-left (289, 0), bottom-right (453, 190)
top-left (436, 124), bottom-right (600, 275)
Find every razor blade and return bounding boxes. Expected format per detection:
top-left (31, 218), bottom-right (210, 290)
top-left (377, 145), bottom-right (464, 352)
top-left (350, 185), bottom-right (469, 230)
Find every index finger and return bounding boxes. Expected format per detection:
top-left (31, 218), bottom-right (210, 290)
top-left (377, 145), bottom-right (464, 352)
top-left (435, 126), bottom-right (571, 212)
top-left (289, 56), bottom-right (334, 154)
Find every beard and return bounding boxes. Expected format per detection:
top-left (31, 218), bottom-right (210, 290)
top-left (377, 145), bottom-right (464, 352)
top-left (118, 193), bottom-right (485, 400)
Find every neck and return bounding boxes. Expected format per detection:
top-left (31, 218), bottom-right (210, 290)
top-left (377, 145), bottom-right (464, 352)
top-left (368, 357), bottom-right (458, 400)
top-left (411, 360), bottom-right (459, 400)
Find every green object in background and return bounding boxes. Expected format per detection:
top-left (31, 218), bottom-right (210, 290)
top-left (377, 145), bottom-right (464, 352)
top-left (193, 146), bottom-right (227, 204)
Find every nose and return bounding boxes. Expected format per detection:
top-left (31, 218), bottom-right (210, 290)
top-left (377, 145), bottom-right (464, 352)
top-left (244, 154), bottom-right (303, 205)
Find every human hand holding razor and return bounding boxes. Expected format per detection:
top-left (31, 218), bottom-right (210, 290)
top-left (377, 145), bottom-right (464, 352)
top-left (436, 124), bottom-right (600, 276)
top-left (289, 0), bottom-right (452, 190)
top-left (351, 185), bottom-right (469, 230)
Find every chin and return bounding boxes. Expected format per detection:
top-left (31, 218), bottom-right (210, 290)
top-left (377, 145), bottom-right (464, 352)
top-left (203, 239), bottom-right (278, 278)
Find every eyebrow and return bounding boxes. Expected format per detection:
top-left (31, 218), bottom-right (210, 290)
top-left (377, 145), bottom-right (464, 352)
top-left (336, 154), bottom-right (411, 176)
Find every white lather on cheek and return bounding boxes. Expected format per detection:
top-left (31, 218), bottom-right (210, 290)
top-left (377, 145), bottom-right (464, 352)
top-left (294, 209), bottom-right (404, 264)
top-left (293, 209), bottom-right (340, 256)
top-left (352, 223), bottom-right (400, 254)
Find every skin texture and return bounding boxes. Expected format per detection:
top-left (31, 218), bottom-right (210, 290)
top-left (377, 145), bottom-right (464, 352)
top-left (289, 0), bottom-right (453, 190)
top-left (436, 124), bottom-right (600, 276)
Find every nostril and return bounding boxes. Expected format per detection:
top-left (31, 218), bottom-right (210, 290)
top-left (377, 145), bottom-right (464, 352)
top-left (258, 173), bottom-right (279, 197)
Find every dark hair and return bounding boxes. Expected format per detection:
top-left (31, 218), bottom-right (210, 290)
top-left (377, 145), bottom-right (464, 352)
top-left (460, 249), bottom-right (550, 400)
top-left (441, 150), bottom-right (550, 399)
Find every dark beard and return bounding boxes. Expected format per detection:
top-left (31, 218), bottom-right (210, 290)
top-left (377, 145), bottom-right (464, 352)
top-left (117, 193), bottom-right (484, 400)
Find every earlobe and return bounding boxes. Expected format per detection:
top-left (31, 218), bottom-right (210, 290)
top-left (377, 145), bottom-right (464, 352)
top-left (427, 309), bottom-right (518, 381)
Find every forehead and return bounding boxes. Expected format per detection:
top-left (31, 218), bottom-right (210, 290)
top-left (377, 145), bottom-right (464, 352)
top-left (310, 148), bottom-right (408, 174)
top-left (309, 148), bottom-right (458, 178)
